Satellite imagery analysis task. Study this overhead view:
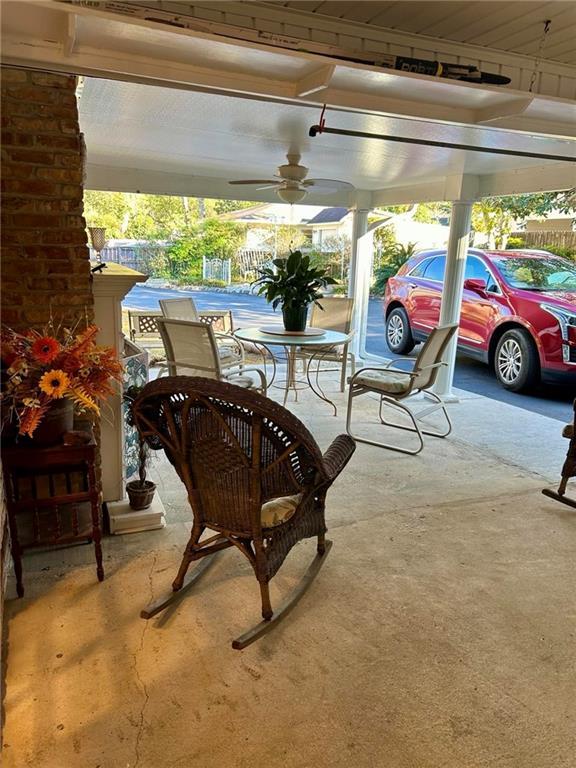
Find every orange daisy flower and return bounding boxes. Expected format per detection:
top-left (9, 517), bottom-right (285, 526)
top-left (31, 336), bottom-right (60, 364)
top-left (39, 369), bottom-right (70, 398)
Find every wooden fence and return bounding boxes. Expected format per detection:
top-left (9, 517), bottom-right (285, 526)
top-left (510, 231), bottom-right (576, 250)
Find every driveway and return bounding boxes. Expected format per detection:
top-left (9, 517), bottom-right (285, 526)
top-left (124, 284), bottom-right (573, 422)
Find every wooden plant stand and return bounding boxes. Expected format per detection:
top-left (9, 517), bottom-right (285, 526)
top-left (1, 437), bottom-right (104, 596)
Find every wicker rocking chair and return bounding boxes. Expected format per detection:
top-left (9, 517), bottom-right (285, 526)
top-left (130, 376), bottom-right (356, 649)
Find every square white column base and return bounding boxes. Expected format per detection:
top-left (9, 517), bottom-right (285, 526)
top-left (107, 494), bottom-right (167, 535)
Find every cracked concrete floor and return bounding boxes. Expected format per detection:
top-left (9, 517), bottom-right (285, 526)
top-left (2, 381), bottom-right (575, 768)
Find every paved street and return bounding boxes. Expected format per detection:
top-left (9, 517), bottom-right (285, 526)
top-left (124, 284), bottom-right (573, 422)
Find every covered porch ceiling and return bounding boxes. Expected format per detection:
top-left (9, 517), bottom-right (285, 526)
top-left (80, 76), bottom-right (575, 207)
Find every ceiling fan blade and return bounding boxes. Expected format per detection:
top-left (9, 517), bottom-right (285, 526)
top-left (304, 179), bottom-right (355, 192)
top-left (255, 184), bottom-right (282, 191)
top-left (228, 179), bottom-right (278, 185)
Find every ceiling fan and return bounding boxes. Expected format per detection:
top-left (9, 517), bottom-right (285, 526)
top-left (228, 152), bottom-right (353, 203)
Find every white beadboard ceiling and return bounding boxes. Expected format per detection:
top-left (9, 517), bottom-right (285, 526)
top-left (79, 76), bottom-right (575, 204)
top-left (270, 1), bottom-right (576, 65)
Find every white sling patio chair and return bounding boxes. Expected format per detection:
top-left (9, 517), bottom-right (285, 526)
top-left (157, 318), bottom-right (267, 394)
top-left (159, 297), bottom-right (242, 370)
top-left (346, 324), bottom-right (458, 454)
top-left (299, 296), bottom-right (356, 392)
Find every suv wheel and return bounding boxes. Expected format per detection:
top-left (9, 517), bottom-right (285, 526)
top-left (494, 329), bottom-right (539, 392)
top-left (386, 307), bottom-right (415, 355)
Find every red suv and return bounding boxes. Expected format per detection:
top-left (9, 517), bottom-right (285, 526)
top-left (384, 249), bottom-right (576, 391)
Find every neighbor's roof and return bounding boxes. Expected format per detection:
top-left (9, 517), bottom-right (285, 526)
top-left (305, 207), bottom-right (350, 225)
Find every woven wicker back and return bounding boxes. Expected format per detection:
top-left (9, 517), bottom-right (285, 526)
top-left (310, 297), bottom-right (354, 333)
top-left (157, 318), bottom-right (221, 378)
top-left (412, 324), bottom-right (458, 390)
top-left (131, 377), bottom-right (326, 534)
top-left (159, 297), bottom-right (200, 321)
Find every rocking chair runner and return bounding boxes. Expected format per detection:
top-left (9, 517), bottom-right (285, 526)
top-left (130, 376), bottom-right (356, 649)
top-left (542, 399), bottom-right (576, 509)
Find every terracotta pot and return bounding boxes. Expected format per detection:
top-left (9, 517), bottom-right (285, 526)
top-left (126, 480), bottom-right (156, 510)
top-left (30, 399), bottom-right (74, 446)
top-left (282, 304), bottom-right (308, 332)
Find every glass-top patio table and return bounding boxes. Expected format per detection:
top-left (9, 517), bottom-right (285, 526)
top-left (234, 326), bottom-right (352, 415)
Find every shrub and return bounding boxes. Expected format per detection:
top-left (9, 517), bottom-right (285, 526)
top-left (542, 244), bottom-right (576, 261)
top-left (505, 236), bottom-right (525, 249)
top-left (372, 242), bottom-right (418, 295)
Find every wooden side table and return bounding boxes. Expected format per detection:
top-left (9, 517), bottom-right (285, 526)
top-left (1, 437), bottom-right (104, 596)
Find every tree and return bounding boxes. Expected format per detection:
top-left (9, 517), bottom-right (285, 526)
top-left (213, 199), bottom-right (259, 215)
top-left (164, 219), bottom-right (246, 283)
top-left (471, 199), bottom-right (515, 248)
top-left (496, 191), bottom-right (575, 219)
top-left (84, 191), bottom-right (135, 238)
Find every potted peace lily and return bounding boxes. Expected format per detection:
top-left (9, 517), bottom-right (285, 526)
top-left (252, 250), bottom-right (337, 332)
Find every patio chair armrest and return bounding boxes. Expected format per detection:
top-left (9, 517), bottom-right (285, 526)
top-left (223, 365), bottom-right (267, 393)
top-left (321, 434), bottom-right (356, 482)
top-left (382, 357), bottom-right (416, 371)
top-left (215, 331), bottom-right (239, 344)
top-left (349, 365), bottom-right (413, 386)
top-left (415, 362), bottom-right (446, 372)
top-left (215, 332), bottom-right (245, 361)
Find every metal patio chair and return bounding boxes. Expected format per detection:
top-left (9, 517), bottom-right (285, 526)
top-left (127, 309), bottom-right (166, 363)
top-left (160, 297), bottom-right (241, 369)
top-left (299, 296), bottom-right (356, 392)
top-left (131, 376), bottom-right (355, 649)
top-left (346, 324), bottom-right (458, 454)
top-left (156, 317), bottom-right (266, 394)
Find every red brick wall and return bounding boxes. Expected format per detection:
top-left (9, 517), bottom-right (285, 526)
top-left (1, 67), bottom-right (93, 330)
top-left (1, 67), bottom-right (93, 640)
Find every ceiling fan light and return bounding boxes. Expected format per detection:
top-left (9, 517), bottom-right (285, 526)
top-left (277, 186), bottom-right (307, 204)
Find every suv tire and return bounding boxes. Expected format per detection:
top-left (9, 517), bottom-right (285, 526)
top-left (386, 307), bottom-right (415, 355)
top-left (494, 328), bottom-right (540, 392)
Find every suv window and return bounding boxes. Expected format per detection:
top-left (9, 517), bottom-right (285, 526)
top-left (409, 258), bottom-right (433, 278)
top-left (464, 257), bottom-right (488, 281)
top-left (465, 257), bottom-right (500, 292)
top-left (423, 256), bottom-right (445, 282)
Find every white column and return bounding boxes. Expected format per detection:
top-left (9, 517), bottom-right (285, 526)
top-left (348, 206), bottom-right (371, 360)
top-left (348, 207), bottom-right (369, 300)
top-left (433, 201), bottom-right (473, 399)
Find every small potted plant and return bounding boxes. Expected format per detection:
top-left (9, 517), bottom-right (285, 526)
top-left (125, 438), bottom-right (156, 510)
top-left (252, 250), bottom-right (337, 332)
top-left (123, 385), bottom-right (156, 510)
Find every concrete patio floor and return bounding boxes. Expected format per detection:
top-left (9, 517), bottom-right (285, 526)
top-left (2, 376), bottom-right (575, 768)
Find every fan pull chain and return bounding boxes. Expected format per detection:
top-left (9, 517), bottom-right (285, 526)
top-left (529, 19), bottom-right (551, 93)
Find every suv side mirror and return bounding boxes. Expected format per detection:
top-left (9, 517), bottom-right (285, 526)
top-left (463, 278), bottom-right (487, 294)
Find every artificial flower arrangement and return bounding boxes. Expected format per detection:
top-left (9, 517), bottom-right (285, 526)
top-left (1, 320), bottom-right (123, 439)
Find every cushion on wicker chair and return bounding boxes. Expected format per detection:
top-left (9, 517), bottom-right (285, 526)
top-left (261, 493), bottom-right (302, 528)
top-left (351, 369), bottom-right (412, 394)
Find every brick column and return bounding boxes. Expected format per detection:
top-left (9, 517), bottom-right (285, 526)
top-left (1, 67), bottom-right (96, 625)
top-left (1, 67), bottom-right (93, 330)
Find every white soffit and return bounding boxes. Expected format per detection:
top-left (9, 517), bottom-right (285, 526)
top-left (79, 77), bottom-right (576, 204)
top-left (1, 0), bottom-right (574, 137)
